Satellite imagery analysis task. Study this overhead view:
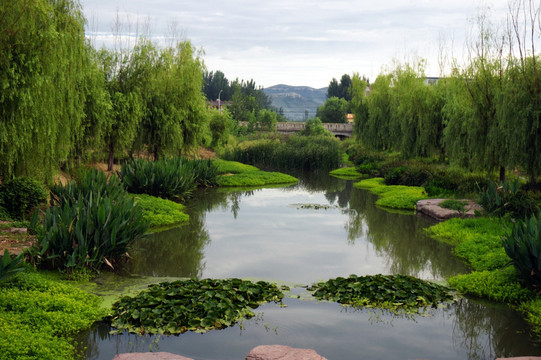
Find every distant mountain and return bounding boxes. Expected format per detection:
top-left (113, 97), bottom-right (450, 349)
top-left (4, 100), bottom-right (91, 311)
top-left (264, 84), bottom-right (327, 122)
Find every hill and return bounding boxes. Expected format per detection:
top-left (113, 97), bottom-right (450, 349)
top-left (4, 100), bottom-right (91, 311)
top-left (264, 84), bottom-right (327, 122)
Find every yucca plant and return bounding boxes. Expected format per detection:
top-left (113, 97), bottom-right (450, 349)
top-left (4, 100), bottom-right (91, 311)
top-left (502, 215), bottom-right (541, 291)
top-left (479, 179), bottom-right (538, 218)
top-left (0, 250), bottom-right (26, 282)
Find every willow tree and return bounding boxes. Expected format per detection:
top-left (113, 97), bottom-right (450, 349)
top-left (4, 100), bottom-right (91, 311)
top-left (350, 73), bottom-right (369, 140)
top-left (0, 0), bottom-right (102, 180)
top-left (364, 74), bottom-right (393, 151)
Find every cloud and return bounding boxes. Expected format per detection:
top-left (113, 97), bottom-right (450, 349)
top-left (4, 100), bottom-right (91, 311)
top-left (82, 0), bottom-right (510, 88)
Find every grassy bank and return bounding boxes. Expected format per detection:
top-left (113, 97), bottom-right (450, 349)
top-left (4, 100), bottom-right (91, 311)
top-left (426, 217), bottom-right (541, 336)
top-left (354, 177), bottom-right (428, 210)
top-left (215, 159), bottom-right (298, 187)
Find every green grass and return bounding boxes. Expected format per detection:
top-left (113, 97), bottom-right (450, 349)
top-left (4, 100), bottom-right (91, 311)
top-left (439, 199), bottom-right (468, 212)
top-left (354, 177), bottom-right (427, 210)
top-left (329, 167), bottom-right (364, 179)
top-left (217, 171), bottom-right (299, 187)
top-left (0, 271), bottom-right (105, 360)
top-left (213, 159), bottom-right (259, 174)
top-left (129, 193), bottom-right (189, 230)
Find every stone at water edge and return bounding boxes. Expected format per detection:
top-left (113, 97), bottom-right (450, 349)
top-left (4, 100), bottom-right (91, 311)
top-left (246, 345), bottom-right (327, 360)
top-left (113, 352), bottom-right (194, 360)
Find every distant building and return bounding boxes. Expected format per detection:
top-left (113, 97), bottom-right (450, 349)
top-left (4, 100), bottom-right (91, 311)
top-left (424, 77), bottom-right (440, 85)
top-left (346, 113), bottom-right (354, 123)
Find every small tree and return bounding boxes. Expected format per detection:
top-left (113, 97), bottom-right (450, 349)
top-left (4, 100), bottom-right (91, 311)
top-left (317, 97), bottom-right (348, 123)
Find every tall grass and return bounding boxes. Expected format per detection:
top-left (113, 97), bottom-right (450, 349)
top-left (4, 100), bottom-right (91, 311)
top-left (222, 135), bottom-right (341, 171)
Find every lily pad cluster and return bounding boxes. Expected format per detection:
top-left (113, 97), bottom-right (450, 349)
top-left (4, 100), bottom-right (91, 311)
top-left (110, 278), bottom-right (285, 335)
top-left (309, 274), bottom-right (455, 310)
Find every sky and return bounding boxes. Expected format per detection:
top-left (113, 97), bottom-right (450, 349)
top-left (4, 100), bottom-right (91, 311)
top-left (82, 0), bottom-right (510, 89)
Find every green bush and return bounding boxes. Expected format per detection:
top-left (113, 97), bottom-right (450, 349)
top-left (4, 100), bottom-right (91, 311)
top-left (479, 180), bottom-right (539, 218)
top-left (502, 215), bottom-right (541, 290)
top-left (0, 177), bottom-right (48, 220)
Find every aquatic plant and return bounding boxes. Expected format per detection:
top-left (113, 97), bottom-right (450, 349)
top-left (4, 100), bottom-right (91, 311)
top-left (309, 274), bottom-right (455, 311)
top-left (110, 278), bottom-right (285, 335)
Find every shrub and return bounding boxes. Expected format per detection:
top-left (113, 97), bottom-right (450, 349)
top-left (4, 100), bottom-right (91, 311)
top-left (119, 157), bottom-right (198, 201)
top-left (0, 177), bottom-right (48, 219)
top-left (479, 180), bottom-right (539, 218)
top-left (502, 215), bottom-right (541, 290)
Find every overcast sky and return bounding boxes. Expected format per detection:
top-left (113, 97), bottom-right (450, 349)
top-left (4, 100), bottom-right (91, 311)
top-left (82, 0), bottom-right (509, 89)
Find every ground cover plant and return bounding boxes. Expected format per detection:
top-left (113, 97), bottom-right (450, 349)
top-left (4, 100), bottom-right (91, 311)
top-left (129, 194), bottom-right (189, 230)
top-left (309, 274), bottom-right (455, 312)
top-left (110, 278), bottom-right (285, 335)
top-left (329, 167), bottom-right (364, 179)
top-left (213, 159), bottom-right (259, 174)
top-left (439, 199), bottom-right (468, 213)
top-left (217, 171), bottom-right (298, 187)
top-left (0, 271), bottom-right (105, 360)
top-left (354, 177), bottom-right (427, 210)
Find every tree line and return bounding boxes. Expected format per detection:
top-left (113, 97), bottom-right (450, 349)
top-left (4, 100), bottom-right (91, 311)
top-left (0, 0), bottom-right (282, 182)
top-left (349, 3), bottom-right (541, 184)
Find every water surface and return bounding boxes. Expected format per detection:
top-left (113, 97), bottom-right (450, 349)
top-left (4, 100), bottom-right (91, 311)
top-left (78, 173), bottom-right (541, 359)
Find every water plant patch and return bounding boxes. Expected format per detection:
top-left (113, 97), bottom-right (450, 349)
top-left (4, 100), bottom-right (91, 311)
top-left (354, 177), bottom-right (427, 210)
top-left (308, 274), bottom-right (455, 311)
top-left (110, 278), bottom-right (286, 335)
top-left (329, 167), bottom-right (364, 179)
top-left (217, 171), bottom-right (298, 187)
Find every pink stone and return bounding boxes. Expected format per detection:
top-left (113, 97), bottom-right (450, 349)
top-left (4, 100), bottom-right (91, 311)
top-left (113, 352), bottom-right (193, 360)
top-left (246, 345), bottom-right (327, 360)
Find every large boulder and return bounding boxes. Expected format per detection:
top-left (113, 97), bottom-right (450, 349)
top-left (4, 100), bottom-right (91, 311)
top-left (246, 345), bottom-right (327, 360)
top-left (113, 353), bottom-right (193, 360)
top-left (416, 198), bottom-right (481, 221)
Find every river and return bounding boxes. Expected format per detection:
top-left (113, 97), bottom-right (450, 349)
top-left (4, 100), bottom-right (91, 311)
top-left (76, 172), bottom-right (541, 360)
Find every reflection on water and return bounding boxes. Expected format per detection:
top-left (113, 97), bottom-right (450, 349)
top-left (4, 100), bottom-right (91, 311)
top-left (78, 172), bottom-right (541, 359)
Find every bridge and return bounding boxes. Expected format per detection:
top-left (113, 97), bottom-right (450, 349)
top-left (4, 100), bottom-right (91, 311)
top-left (275, 122), bottom-right (353, 138)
